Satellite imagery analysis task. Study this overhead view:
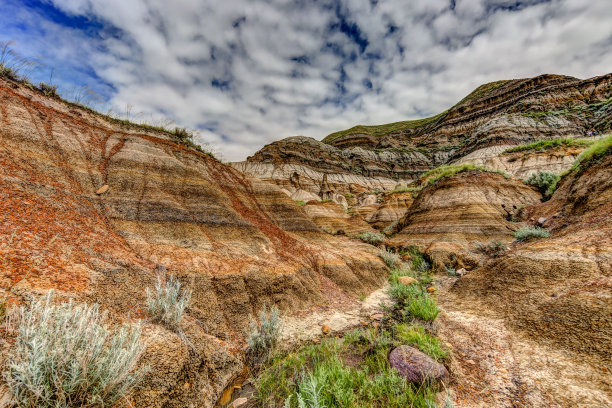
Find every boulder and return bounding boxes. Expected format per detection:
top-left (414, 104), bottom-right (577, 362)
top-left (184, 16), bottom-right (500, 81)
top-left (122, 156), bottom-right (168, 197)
top-left (398, 276), bottom-right (417, 286)
top-left (389, 345), bottom-right (449, 384)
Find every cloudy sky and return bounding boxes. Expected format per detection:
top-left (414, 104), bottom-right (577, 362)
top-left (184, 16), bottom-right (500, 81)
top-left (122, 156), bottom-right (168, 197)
top-left (1, 0), bottom-right (611, 160)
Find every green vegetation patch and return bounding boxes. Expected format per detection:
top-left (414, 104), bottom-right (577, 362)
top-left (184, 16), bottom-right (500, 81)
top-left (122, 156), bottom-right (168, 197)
top-left (525, 171), bottom-right (560, 199)
top-left (255, 247), bottom-right (446, 408)
top-left (504, 138), bottom-right (594, 154)
top-left (562, 133), bottom-right (612, 176)
top-left (420, 164), bottom-right (509, 187)
top-left (323, 111), bottom-right (447, 144)
top-left (514, 226), bottom-right (551, 241)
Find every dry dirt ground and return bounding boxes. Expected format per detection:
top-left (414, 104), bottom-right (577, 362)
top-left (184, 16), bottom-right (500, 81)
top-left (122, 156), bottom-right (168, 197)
top-left (436, 274), bottom-right (612, 408)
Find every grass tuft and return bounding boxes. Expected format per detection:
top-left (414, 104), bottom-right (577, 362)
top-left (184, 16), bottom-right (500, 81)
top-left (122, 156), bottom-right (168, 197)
top-left (395, 324), bottom-right (449, 361)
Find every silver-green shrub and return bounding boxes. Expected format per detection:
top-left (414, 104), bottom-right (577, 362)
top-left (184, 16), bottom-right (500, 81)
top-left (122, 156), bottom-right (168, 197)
top-left (5, 292), bottom-right (146, 408)
top-left (379, 249), bottom-right (400, 267)
top-left (358, 231), bottom-right (387, 246)
top-left (246, 305), bottom-right (282, 362)
top-left (146, 275), bottom-right (192, 328)
top-left (514, 226), bottom-right (551, 241)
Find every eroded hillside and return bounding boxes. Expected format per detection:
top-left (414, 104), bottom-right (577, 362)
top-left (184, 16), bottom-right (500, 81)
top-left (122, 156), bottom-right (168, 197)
top-left (0, 78), bottom-right (387, 407)
top-left (235, 73), bottom-right (612, 211)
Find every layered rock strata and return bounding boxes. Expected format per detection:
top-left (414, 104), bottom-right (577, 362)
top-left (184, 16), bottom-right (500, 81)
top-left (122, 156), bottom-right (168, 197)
top-left (389, 171), bottom-right (541, 267)
top-left (0, 78), bottom-right (387, 407)
top-left (239, 73), bottom-right (612, 199)
top-left (449, 147), bottom-right (612, 402)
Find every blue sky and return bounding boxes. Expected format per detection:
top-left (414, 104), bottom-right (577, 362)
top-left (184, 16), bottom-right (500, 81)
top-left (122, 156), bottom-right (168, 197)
top-left (1, 0), bottom-right (611, 160)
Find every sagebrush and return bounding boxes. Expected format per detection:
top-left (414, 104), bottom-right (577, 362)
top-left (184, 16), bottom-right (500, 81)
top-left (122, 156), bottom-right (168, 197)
top-left (379, 249), bottom-right (400, 267)
top-left (514, 226), bottom-right (550, 241)
top-left (5, 292), bottom-right (146, 408)
top-left (358, 231), bottom-right (387, 246)
top-left (247, 304), bottom-right (283, 364)
top-left (146, 275), bottom-right (192, 328)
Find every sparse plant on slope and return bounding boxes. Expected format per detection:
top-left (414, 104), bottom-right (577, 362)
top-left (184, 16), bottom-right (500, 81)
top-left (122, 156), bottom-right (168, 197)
top-left (525, 171), bottom-right (560, 198)
top-left (358, 231), bottom-right (387, 246)
top-left (5, 292), bottom-right (146, 408)
top-left (476, 239), bottom-right (508, 257)
top-left (562, 133), bottom-right (612, 176)
top-left (38, 82), bottom-right (57, 97)
top-left (379, 249), bottom-right (400, 267)
top-left (0, 41), bottom-right (35, 81)
top-left (420, 164), bottom-right (510, 187)
top-left (146, 275), bottom-right (192, 328)
top-left (514, 226), bottom-right (550, 241)
top-left (383, 219), bottom-right (399, 236)
top-left (247, 304), bottom-right (283, 364)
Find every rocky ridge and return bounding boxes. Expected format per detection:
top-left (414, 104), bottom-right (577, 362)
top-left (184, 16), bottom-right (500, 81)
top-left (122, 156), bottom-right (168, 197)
top-left (236, 73), bottom-right (612, 213)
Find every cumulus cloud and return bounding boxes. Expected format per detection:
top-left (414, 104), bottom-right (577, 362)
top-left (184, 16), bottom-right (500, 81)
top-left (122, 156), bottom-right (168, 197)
top-left (1, 0), bottom-right (611, 160)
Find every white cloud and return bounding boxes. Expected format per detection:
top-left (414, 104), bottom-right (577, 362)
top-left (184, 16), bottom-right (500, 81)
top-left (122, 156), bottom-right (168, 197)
top-left (1, 0), bottom-right (611, 160)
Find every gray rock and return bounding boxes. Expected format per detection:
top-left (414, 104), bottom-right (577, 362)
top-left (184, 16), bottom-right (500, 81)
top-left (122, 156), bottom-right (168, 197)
top-left (389, 345), bottom-right (448, 384)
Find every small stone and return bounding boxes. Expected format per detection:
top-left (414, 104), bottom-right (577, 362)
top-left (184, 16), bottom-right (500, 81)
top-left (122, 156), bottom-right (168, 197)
top-left (466, 359), bottom-right (476, 365)
top-left (456, 268), bottom-right (466, 276)
top-left (233, 397), bottom-right (248, 408)
top-left (370, 313), bottom-right (384, 321)
top-left (389, 345), bottom-right (449, 384)
top-left (321, 324), bottom-right (331, 335)
top-left (398, 276), bottom-right (417, 286)
top-left (96, 185), bottom-right (109, 195)
top-left (537, 217), bottom-right (547, 225)
top-left (402, 254), bottom-right (412, 261)
top-left (427, 287), bottom-right (436, 293)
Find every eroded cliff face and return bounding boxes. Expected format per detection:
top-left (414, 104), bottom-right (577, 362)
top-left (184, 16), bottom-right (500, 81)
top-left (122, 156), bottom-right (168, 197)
top-left (0, 78), bottom-right (387, 407)
top-left (388, 171), bottom-right (542, 269)
top-left (238, 73), bottom-right (612, 203)
top-left (445, 151), bottom-right (612, 406)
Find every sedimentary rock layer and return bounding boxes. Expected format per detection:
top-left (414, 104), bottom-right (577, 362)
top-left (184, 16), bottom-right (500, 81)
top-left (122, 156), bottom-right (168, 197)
top-left (389, 171), bottom-right (541, 254)
top-left (241, 73), bottom-right (612, 197)
top-left (451, 148), bottom-right (612, 375)
top-left (0, 78), bottom-right (386, 407)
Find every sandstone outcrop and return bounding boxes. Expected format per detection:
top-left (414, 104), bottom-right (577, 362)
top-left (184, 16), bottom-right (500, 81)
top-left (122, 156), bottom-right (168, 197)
top-left (300, 200), bottom-right (374, 236)
top-left (389, 170), bottom-right (542, 269)
top-left (0, 78), bottom-right (387, 407)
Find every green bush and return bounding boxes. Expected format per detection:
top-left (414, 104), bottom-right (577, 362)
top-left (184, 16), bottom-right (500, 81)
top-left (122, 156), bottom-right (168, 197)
top-left (379, 249), bottom-right (400, 267)
top-left (525, 171), bottom-right (560, 198)
top-left (146, 275), bottom-right (192, 328)
top-left (5, 292), bottom-right (146, 408)
top-left (247, 305), bottom-right (283, 364)
top-left (564, 133), bottom-right (612, 175)
top-left (514, 226), bottom-right (551, 241)
top-left (357, 231), bottom-right (386, 246)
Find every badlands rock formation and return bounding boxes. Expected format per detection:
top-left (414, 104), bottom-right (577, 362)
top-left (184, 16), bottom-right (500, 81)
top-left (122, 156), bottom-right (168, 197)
top-left (445, 147), bottom-right (612, 406)
top-left (389, 170), bottom-right (542, 269)
top-left (0, 78), bottom-right (387, 407)
top-left (238, 73), bottom-right (612, 204)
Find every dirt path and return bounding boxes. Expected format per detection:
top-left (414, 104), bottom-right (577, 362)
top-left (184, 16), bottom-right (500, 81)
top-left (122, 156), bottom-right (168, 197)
top-left (436, 275), bottom-right (612, 408)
